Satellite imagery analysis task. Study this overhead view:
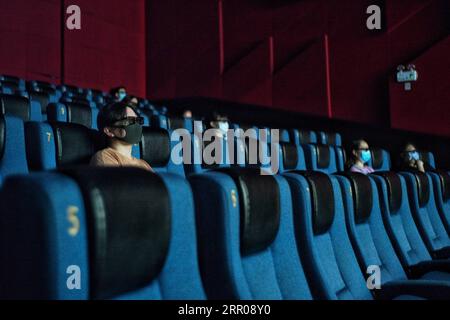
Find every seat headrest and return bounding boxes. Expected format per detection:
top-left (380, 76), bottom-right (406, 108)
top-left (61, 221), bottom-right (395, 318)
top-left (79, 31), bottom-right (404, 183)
top-left (374, 172), bottom-right (402, 213)
top-left (297, 171), bottom-right (335, 235)
top-left (50, 122), bottom-right (96, 168)
top-left (61, 167), bottom-right (171, 300)
top-left (411, 171), bottom-right (430, 207)
top-left (0, 94), bottom-right (30, 121)
top-left (316, 145), bottom-right (330, 169)
top-left (282, 143), bottom-right (298, 170)
top-left (341, 173), bottom-right (373, 224)
top-left (0, 115), bottom-right (5, 160)
top-left (30, 92), bottom-right (50, 113)
top-left (323, 132), bottom-right (340, 146)
top-left (168, 117), bottom-right (185, 130)
top-left (218, 168), bottom-right (280, 255)
top-left (434, 170), bottom-right (450, 201)
top-left (66, 103), bottom-right (92, 128)
top-left (371, 148), bottom-right (384, 170)
top-left (140, 128), bottom-right (171, 168)
top-left (298, 130), bottom-right (313, 144)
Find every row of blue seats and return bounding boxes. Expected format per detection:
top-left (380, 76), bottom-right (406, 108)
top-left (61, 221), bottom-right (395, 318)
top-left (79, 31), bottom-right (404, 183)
top-left (0, 113), bottom-right (438, 186)
top-left (0, 75), bottom-right (167, 122)
top-left (0, 164), bottom-right (449, 299)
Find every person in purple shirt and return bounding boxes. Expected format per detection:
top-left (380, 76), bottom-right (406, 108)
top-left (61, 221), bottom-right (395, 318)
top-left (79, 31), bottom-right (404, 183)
top-left (348, 139), bottom-right (375, 175)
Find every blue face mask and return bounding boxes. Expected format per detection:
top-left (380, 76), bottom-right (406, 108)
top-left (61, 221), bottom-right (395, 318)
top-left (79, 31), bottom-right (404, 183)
top-left (118, 92), bottom-right (127, 101)
top-left (360, 150), bottom-right (372, 164)
top-left (409, 151), bottom-right (420, 161)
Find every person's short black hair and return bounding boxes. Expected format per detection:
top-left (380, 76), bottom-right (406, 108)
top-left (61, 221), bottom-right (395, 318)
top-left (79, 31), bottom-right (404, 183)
top-left (211, 111), bottom-right (228, 122)
top-left (97, 101), bottom-right (139, 132)
top-left (109, 86), bottom-right (126, 97)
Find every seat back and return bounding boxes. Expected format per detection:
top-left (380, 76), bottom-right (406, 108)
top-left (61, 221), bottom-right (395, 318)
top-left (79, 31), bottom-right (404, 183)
top-left (26, 121), bottom-right (97, 171)
top-left (139, 127), bottom-right (185, 177)
top-left (283, 171), bottom-right (373, 300)
top-left (429, 171), bottom-right (450, 234)
top-left (0, 168), bottom-right (206, 300)
top-left (0, 94), bottom-right (42, 122)
top-left (401, 172), bottom-right (450, 255)
top-left (370, 148), bottom-right (391, 172)
top-left (302, 144), bottom-right (338, 174)
top-left (372, 173), bottom-right (432, 269)
top-left (0, 115), bottom-right (29, 180)
top-left (190, 168), bottom-right (312, 299)
top-left (336, 173), bottom-right (408, 287)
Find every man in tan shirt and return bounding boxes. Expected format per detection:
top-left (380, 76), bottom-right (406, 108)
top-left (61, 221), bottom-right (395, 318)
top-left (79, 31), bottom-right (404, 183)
top-left (90, 101), bottom-right (153, 172)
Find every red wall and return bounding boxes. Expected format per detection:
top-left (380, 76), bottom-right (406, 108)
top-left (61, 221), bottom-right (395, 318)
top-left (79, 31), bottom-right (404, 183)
top-left (64, 0), bottom-right (146, 96)
top-left (0, 0), bottom-right (61, 83)
top-left (147, 0), bottom-right (450, 137)
top-left (0, 0), bottom-right (146, 97)
top-left (390, 36), bottom-right (450, 137)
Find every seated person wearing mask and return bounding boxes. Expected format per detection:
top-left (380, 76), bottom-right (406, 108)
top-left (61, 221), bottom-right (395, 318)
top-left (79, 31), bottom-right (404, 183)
top-left (347, 139), bottom-right (375, 175)
top-left (209, 112), bottom-right (230, 139)
top-left (399, 143), bottom-right (431, 173)
top-left (90, 101), bottom-right (153, 172)
top-left (109, 86), bottom-right (128, 102)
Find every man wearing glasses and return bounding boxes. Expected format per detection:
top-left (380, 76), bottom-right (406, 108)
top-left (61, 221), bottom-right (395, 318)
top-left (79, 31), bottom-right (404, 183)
top-left (90, 101), bottom-right (153, 172)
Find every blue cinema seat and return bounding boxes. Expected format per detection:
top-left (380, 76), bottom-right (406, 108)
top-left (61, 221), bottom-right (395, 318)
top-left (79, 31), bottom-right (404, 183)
top-left (0, 167), bottom-right (206, 300)
top-left (401, 171), bottom-right (450, 259)
top-left (372, 172), bottom-right (450, 278)
top-left (370, 147), bottom-right (391, 172)
top-left (0, 94), bottom-right (42, 122)
top-left (283, 171), bottom-right (445, 299)
top-left (25, 121), bottom-right (97, 171)
top-left (429, 170), bottom-right (450, 234)
top-left (283, 171), bottom-right (373, 299)
top-left (151, 114), bottom-right (169, 130)
top-left (0, 115), bottom-right (29, 182)
top-left (302, 144), bottom-right (338, 174)
top-left (289, 129), bottom-right (317, 146)
top-left (319, 132), bottom-right (345, 172)
top-left (0, 75), bottom-right (25, 92)
top-left (318, 132), bottom-right (342, 147)
top-left (277, 142), bottom-right (306, 174)
top-left (139, 127), bottom-right (185, 177)
top-left (47, 101), bottom-right (96, 129)
top-left (168, 116), bottom-right (194, 133)
top-left (335, 173), bottom-right (450, 299)
top-left (189, 168), bottom-right (313, 300)
top-left (184, 122), bottom-right (232, 175)
top-left (420, 151), bottom-right (436, 169)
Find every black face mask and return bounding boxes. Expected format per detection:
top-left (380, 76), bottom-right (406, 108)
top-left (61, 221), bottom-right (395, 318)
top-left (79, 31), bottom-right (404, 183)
top-left (117, 123), bottom-right (143, 145)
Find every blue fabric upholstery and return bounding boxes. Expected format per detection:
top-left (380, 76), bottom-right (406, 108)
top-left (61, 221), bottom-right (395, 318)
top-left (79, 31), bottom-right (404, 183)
top-left (189, 171), bottom-right (313, 300)
top-left (0, 171), bottom-right (206, 300)
top-left (47, 103), bottom-right (68, 122)
top-left (290, 129), bottom-right (317, 145)
top-left (401, 172), bottom-right (450, 255)
top-left (277, 143), bottom-right (306, 174)
top-left (429, 172), bottom-right (450, 234)
top-left (284, 173), bottom-right (373, 300)
top-left (372, 174), bottom-right (434, 267)
top-left (319, 132), bottom-right (342, 147)
top-left (302, 144), bottom-right (338, 174)
top-left (25, 122), bottom-right (57, 170)
top-left (0, 115), bottom-right (28, 181)
top-left (0, 172), bottom-right (90, 299)
top-left (370, 148), bottom-right (391, 172)
top-left (335, 147), bottom-right (346, 172)
top-left (336, 175), bottom-right (408, 284)
top-left (25, 121), bottom-right (96, 171)
top-left (336, 174), bottom-right (450, 298)
top-left (152, 115), bottom-right (169, 130)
